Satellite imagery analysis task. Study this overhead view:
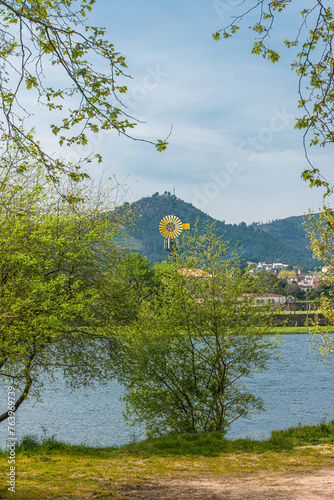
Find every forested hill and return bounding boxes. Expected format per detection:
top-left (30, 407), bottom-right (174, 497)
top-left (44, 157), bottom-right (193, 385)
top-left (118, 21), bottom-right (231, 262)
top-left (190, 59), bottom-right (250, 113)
top-left (257, 215), bottom-right (314, 252)
top-left (120, 193), bottom-right (318, 268)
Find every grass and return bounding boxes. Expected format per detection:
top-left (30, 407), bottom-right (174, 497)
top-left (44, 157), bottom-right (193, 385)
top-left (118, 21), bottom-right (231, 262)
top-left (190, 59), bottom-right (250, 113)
top-left (269, 326), bottom-right (334, 334)
top-left (278, 310), bottom-right (320, 315)
top-left (269, 326), bottom-right (309, 334)
top-left (0, 421), bottom-right (334, 499)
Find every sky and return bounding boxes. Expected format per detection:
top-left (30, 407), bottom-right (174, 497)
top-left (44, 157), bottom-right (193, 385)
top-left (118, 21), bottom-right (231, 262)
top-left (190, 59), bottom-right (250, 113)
top-left (34, 1), bottom-right (334, 223)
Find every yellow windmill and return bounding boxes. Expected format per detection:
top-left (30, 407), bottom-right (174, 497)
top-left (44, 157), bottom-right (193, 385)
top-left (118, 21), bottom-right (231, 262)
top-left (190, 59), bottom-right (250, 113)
top-left (159, 215), bottom-right (190, 252)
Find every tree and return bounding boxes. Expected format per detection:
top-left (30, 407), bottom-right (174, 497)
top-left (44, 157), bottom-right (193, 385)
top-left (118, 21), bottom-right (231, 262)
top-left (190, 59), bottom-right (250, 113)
top-left (304, 207), bottom-right (334, 370)
top-left (0, 164), bottom-right (126, 423)
top-left (110, 223), bottom-right (280, 437)
top-left (316, 280), bottom-right (333, 296)
top-left (93, 251), bottom-right (160, 329)
top-left (0, 0), bottom-right (167, 186)
top-left (277, 270), bottom-right (297, 279)
top-left (284, 283), bottom-right (302, 299)
top-left (214, 1), bottom-right (334, 193)
top-left (252, 270), bottom-right (285, 295)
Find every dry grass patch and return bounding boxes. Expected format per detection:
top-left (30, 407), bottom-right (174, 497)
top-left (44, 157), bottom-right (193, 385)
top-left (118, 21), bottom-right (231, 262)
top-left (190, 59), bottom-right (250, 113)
top-left (1, 422), bottom-right (334, 499)
top-left (0, 445), bottom-right (333, 499)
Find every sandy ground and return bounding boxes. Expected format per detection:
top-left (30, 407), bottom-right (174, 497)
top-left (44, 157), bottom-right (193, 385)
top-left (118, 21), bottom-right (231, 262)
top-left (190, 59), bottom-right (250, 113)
top-left (118, 467), bottom-right (334, 500)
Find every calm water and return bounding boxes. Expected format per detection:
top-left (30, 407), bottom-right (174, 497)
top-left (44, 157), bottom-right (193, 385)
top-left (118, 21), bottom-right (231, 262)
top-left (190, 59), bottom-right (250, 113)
top-left (1, 335), bottom-right (333, 448)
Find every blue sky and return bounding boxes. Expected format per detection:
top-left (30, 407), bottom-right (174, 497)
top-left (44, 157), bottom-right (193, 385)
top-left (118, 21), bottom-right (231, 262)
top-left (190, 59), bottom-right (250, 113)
top-left (44, 1), bottom-right (333, 223)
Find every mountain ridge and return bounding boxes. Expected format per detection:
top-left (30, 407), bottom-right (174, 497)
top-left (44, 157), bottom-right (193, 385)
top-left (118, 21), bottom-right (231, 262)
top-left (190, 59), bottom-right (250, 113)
top-left (121, 193), bottom-right (319, 269)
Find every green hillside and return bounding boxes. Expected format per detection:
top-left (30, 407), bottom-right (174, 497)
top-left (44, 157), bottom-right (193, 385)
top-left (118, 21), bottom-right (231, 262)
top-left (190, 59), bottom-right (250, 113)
top-left (257, 215), bottom-right (315, 252)
top-left (120, 193), bottom-right (318, 268)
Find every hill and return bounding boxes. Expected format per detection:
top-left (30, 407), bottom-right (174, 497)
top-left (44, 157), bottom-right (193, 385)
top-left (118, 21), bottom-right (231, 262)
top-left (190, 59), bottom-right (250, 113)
top-left (120, 193), bottom-right (318, 268)
top-left (257, 215), bottom-right (314, 252)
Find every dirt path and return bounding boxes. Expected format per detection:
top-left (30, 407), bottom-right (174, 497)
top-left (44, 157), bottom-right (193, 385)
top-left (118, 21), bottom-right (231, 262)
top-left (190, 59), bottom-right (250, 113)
top-left (119, 467), bottom-right (334, 500)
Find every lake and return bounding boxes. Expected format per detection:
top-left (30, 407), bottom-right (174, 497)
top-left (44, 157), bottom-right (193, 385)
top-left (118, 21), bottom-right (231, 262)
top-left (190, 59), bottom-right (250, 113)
top-left (1, 334), bottom-right (333, 448)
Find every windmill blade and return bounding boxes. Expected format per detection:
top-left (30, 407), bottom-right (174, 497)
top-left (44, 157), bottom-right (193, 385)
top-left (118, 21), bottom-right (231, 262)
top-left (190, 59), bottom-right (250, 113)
top-left (159, 215), bottom-right (183, 239)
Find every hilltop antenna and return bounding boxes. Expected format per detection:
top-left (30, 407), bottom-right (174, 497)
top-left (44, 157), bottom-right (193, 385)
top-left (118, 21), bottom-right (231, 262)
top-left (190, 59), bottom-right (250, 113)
top-left (159, 215), bottom-right (190, 252)
top-left (173, 185), bottom-right (175, 196)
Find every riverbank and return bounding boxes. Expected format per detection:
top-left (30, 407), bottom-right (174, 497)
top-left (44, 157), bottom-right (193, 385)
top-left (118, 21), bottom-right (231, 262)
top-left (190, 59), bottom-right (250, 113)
top-left (1, 422), bottom-right (333, 499)
top-left (269, 326), bottom-right (334, 334)
top-left (270, 326), bottom-right (310, 334)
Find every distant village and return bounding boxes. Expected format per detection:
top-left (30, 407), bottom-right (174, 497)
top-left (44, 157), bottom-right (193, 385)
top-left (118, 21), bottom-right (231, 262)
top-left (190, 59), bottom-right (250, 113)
top-left (246, 262), bottom-right (325, 306)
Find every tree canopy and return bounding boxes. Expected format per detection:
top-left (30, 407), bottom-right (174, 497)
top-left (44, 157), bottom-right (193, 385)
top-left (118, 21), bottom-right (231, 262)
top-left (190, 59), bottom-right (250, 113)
top-left (214, 1), bottom-right (334, 194)
top-left (0, 0), bottom-right (167, 185)
top-left (0, 164), bottom-right (126, 423)
top-left (305, 208), bottom-right (334, 370)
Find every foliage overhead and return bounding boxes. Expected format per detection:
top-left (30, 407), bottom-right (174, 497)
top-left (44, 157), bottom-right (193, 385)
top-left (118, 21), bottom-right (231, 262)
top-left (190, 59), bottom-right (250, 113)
top-left (214, 1), bottom-right (334, 195)
top-left (0, 0), bottom-right (168, 184)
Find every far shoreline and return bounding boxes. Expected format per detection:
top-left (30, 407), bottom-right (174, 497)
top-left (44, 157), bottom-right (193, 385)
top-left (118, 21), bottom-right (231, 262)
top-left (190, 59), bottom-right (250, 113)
top-left (269, 327), bottom-right (334, 334)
